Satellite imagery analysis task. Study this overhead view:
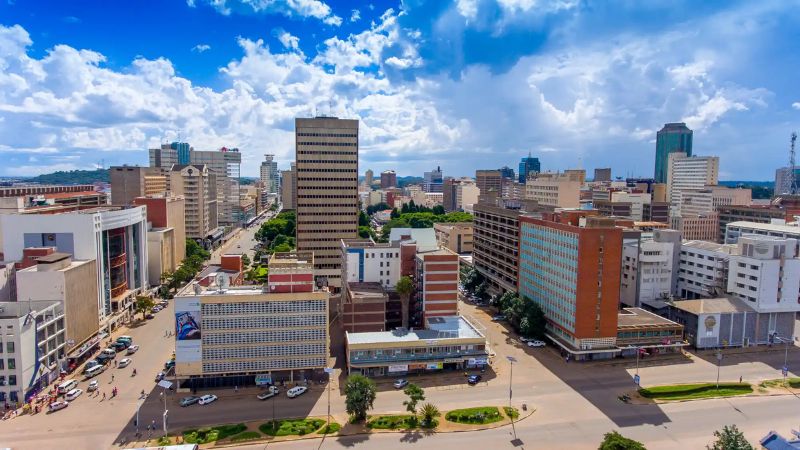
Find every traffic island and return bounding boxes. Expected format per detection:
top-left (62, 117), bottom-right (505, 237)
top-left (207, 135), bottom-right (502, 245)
top-left (634, 382), bottom-right (753, 403)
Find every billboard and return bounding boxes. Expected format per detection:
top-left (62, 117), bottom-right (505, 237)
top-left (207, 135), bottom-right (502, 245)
top-left (387, 364), bottom-right (409, 373)
top-left (175, 297), bottom-right (202, 364)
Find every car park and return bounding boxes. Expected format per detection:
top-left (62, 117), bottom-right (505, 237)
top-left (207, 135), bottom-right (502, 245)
top-left (467, 375), bottom-right (482, 385)
top-left (287, 386), bottom-right (307, 398)
top-left (145, 313), bottom-right (154, 319)
top-left (393, 379), bottom-right (409, 389)
top-left (116, 336), bottom-right (133, 344)
top-left (180, 396), bottom-right (200, 407)
top-left (118, 357), bottom-right (132, 368)
top-left (87, 380), bottom-right (99, 392)
top-left (198, 394), bottom-right (217, 405)
top-left (527, 340), bottom-right (546, 348)
top-left (126, 344), bottom-right (139, 355)
top-left (257, 386), bottom-right (280, 400)
top-left (49, 401), bottom-right (69, 412)
top-left (111, 341), bottom-right (128, 351)
top-left (65, 388), bottom-right (83, 401)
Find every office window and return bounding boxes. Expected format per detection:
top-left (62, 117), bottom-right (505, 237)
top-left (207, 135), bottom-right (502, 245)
top-left (8, 375), bottom-right (15, 386)
top-left (5, 342), bottom-right (13, 353)
top-left (7, 359), bottom-right (14, 370)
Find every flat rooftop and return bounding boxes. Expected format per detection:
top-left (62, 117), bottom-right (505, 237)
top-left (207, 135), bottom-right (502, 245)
top-left (346, 315), bottom-right (483, 345)
top-left (617, 307), bottom-right (681, 329)
top-left (347, 282), bottom-right (388, 299)
top-left (727, 221), bottom-right (800, 233)
top-left (670, 297), bottom-right (754, 315)
top-left (682, 240), bottom-right (738, 253)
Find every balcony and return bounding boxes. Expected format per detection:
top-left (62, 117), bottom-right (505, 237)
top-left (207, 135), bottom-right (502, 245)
top-left (109, 253), bottom-right (127, 269)
top-left (110, 281), bottom-right (128, 299)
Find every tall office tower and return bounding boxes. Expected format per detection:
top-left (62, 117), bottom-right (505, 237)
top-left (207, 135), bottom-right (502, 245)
top-left (518, 216), bottom-right (623, 360)
top-left (171, 142), bottom-right (191, 165)
top-left (190, 147), bottom-right (241, 225)
top-left (475, 170), bottom-right (503, 196)
top-left (149, 144), bottom-right (179, 170)
top-left (518, 152), bottom-right (541, 184)
top-left (295, 117), bottom-right (359, 291)
top-left (423, 166), bottom-right (444, 192)
top-left (170, 164), bottom-right (218, 240)
top-left (498, 166), bottom-right (515, 180)
top-left (654, 122), bottom-right (693, 183)
top-left (365, 169), bottom-right (374, 186)
top-left (280, 163), bottom-right (296, 209)
top-left (260, 154), bottom-right (279, 194)
top-left (594, 168), bottom-right (612, 182)
top-left (109, 166), bottom-right (167, 205)
top-left (380, 170), bottom-right (397, 189)
top-left (667, 152), bottom-right (719, 210)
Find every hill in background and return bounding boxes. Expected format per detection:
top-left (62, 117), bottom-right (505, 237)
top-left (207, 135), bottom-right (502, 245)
top-left (28, 169), bottom-right (109, 185)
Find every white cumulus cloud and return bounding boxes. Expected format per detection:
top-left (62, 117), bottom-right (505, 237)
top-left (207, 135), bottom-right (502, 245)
top-left (192, 44), bottom-right (211, 53)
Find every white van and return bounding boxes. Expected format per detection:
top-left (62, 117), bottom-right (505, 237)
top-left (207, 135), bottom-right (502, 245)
top-left (85, 365), bottom-right (105, 378)
top-left (57, 379), bottom-right (78, 394)
top-left (100, 348), bottom-right (116, 358)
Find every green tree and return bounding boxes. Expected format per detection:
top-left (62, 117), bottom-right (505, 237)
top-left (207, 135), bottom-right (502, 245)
top-left (135, 296), bottom-right (155, 320)
top-left (707, 425), bottom-right (752, 450)
top-left (396, 275), bottom-right (413, 298)
top-left (432, 205), bottom-right (445, 215)
top-left (495, 291), bottom-right (517, 311)
top-left (366, 202), bottom-right (390, 215)
top-left (598, 431), bottom-right (647, 450)
top-left (390, 208), bottom-right (400, 219)
top-left (402, 384), bottom-right (425, 418)
top-left (241, 253), bottom-right (250, 269)
top-left (359, 210), bottom-right (370, 227)
top-left (185, 239), bottom-right (210, 260)
top-left (272, 243), bottom-right (293, 253)
top-left (344, 374), bottom-right (377, 422)
top-left (419, 403), bottom-right (440, 427)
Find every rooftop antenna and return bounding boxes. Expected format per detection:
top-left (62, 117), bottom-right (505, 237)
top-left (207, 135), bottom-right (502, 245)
top-left (790, 132), bottom-right (798, 195)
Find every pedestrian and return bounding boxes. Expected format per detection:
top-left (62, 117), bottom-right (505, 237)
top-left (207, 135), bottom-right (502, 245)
top-left (112, 374), bottom-right (115, 382)
top-left (102, 392), bottom-right (106, 400)
top-left (114, 360), bottom-right (117, 368)
top-left (235, 385), bottom-right (238, 393)
top-left (739, 375), bottom-right (743, 383)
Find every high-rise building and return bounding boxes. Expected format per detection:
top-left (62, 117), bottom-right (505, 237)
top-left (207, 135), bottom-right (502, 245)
top-left (475, 170), bottom-right (503, 196)
top-left (727, 235), bottom-right (800, 313)
top-left (423, 166), bottom-right (443, 193)
top-left (133, 196), bottom-right (187, 279)
top-left (260, 154), bottom-right (279, 194)
top-left (594, 168), bottom-right (612, 182)
top-left (109, 166), bottom-right (167, 205)
top-left (415, 248), bottom-right (460, 322)
top-left (295, 117), bottom-right (359, 291)
top-left (365, 169), bottom-right (374, 186)
top-left (620, 229), bottom-right (681, 308)
top-left (667, 152), bottom-right (719, 210)
top-left (281, 162), bottom-right (296, 210)
top-left (189, 147), bottom-right (241, 225)
top-left (380, 170), bottom-right (397, 189)
top-left (775, 166), bottom-right (800, 195)
top-left (654, 122), bottom-right (693, 183)
top-left (678, 186), bottom-right (751, 217)
top-left (169, 164), bottom-right (219, 240)
top-left (518, 153), bottom-right (541, 184)
top-left (443, 178), bottom-right (479, 212)
top-left (518, 216), bottom-right (623, 360)
top-left (149, 143), bottom-right (182, 169)
top-left (498, 166), bottom-right (515, 180)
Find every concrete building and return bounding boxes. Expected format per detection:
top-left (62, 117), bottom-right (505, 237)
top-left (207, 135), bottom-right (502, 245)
top-left (717, 205), bottom-right (788, 243)
top-left (1, 206), bottom-right (148, 330)
top-left (654, 122), bottom-right (693, 183)
top-left (595, 200), bottom-right (632, 219)
top-left (433, 222), bottom-right (473, 254)
top-left (594, 168), bottom-right (612, 182)
top-left (365, 169), bottom-right (374, 186)
top-left (620, 229), bottom-right (681, 309)
top-left (476, 170), bottom-right (503, 197)
top-left (174, 252), bottom-right (329, 387)
top-left (679, 186), bottom-right (751, 217)
top-left (190, 148), bottom-right (242, 225)
top-left (443, 178), bottom-right (480, 213)
top-left (281, 162), bottom-right (296, 210)
top-left (0, 301), bottom-right (65, 404)
top-left (726, 235), bottom-right (800, 313)
top-left (670, 213), bottom-right (719, 241)
top-left (133, 196), bottom-right (186, 279)
top-left (667, 152), bottom-right (719, 210)
top-left (295, 117), bottom-right (359, 291)
top-left (678, 240), bottom-right (737, 299)
top-left (109, 166), bottom-right (167, 205)
top-left (616, 307), bottom-right (685, 353)
top-left (345, 315), bottom-right (488, 377)
top-left (260, 154), bottom-right (279, 194)
top-left (644, 201), bottom-right (670, 223)
top-left (518, 217), bottom-right (623, 359)
top-left (380, 170), bottom-right (397, 189)
top-left (170, 164), bottom-right (219, 242)
top-left (518, 153), bottom-right (541, 184)
top-left (525, 173), bottom-right (581, 209)
top-left (415, 248), bottom-right (459, 323)
top-left (16, 254), bottom-right (99, 356)
top-left (724, 221), bottom-right (800, 256)
top-left (473, 200), bottom-right (528, 295)
top-left (341, 239), bottom-right (403, 289)
top-left (775, 166), bottom-right (800, 195)
top-left (343, 282), bottom-right (396, 332)
top-left (148, 143), bottom-right (181, 171)
top-left (423, 166), bottom-right (443, 193)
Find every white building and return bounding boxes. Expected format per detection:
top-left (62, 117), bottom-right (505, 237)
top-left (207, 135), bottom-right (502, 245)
top-left (678, 240), bottom-right (737, 299)
top-left (0, 301), bottom-right (65, 404)
top-left (190, 148), bottom-right (242, 225)
top-left (725, 220), bottom-right (800, 255)
top-left (727, 235), bottom-right (800, 313)
top-left (679, 186), bottom-right (751, 217)
top-left (667, 152), bottom-right (719, 211)
top-left (341, 240), bottom-right (402, 288)
top-left (260, 154), bottom-right (279, 194)
top-left (1, 206), bottom-right (149, 330)
top-left (620, 229), bottom-right (681, 308)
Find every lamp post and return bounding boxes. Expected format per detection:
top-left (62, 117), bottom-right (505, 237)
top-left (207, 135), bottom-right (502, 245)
top-left (774, 335), bottom-right (795, 385)
top-left (715, 351), bottom-right (723, 390)
top-left (506, 356), bottom-right (517, 408)
top-left (324, 367), bottom-right (335, 431)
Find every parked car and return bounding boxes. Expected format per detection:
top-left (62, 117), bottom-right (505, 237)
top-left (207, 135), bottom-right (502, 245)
top-left (116, 336), bottom-right (133, 344)
top-left (527, 340), bottom-right (546, 348)
top-left (520, 337), bottom-right (532, 343)
top-left (145, 313), bottom-right (155, 319)
top-left (155, 371), bottom-right (165, 382)
top-left (287, 386), bottom-right (308, 398)
top-left (126, 344), bottom-right (140, 355)
top-left (152, 306), bottom-right (162, 313)
top-left (111, 341), bottom-right (128, 351)
top-left (118, 358), bottom-right (132, 368)
top-left (491, 315), bottom-right (506, 322)
top-left (467, 375), bottom-right (482, 385)
top-left (393, 379), bottom-right (409, 389)
top-left (257, 386), bottom-right (280, 400)
top-left (65, 388), bottom-right (83, 401)
top-left (85, 360), bottom-right (102, 370)
top-left (164, 359), bottom-right (175, 370)
top-left (49, 401), bottom-right (69, 412)
top-left (198, 394), bottom-right (218, 405)
top-left (87, 380), bottom-right (99, 392)
top-left (180, 396), bottom-right (200, 407)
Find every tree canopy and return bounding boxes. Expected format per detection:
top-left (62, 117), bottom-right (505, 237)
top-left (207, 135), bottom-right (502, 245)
top-left (707, 425), bottom-right (753, 450)
top-left (345, 374), bottom-right (377, 422)
top-left (598, 431), bottom-right (647, 450)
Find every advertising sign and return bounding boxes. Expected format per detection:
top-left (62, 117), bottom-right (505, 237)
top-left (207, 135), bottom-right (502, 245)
top-left (388, 364), bottom-right (409, 373)
top-left (426, 363), bottom-right (443, 370)
top-left (444, 358), bottom-right (463, 363)
top-left (175, 298), bottom-right (202, 364)
top-left (255, 374), bottom-right (273, 386)
top-left (468, 358), bottom-right (488, 366)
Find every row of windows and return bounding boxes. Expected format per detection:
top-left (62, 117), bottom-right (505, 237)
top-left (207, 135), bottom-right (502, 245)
top-left (0, 358), bottom-right (15, 370)
top-left (296, 211), bottom-right (358, 216)
top-left (298, 220), bottom-right (358, 225)
top-left (204, 329), bottom-right (326, 345)
top-left (364, 252), bottom-right (399, 258)
top-left (0, 342), bottom-right (14, 353)
top-left (203, 343), bottom-right (326, 360)
top-left (201, 300), bottom-right (327, 316)
top-left (297, 203), bottom-right (357, 208)
top-left (295, 159), bottom-right (356, 164)
top-left (0, 375), bottom-right (16, 386)
top-left (297, 176), bottom-right (358, 181)
top-left (297, 141), bottom-right (356, 146)
top-left (296, 169), bottom-right (357, 174)
top-left (202, 315), bottom-right (327, 330)
top-left (297, 185), bottom-right (358, 190)
top-left (203, 357), bottom-right (326, 373)
top-left (298, 151), bottom-right (356, 156)
top-left (297, 133), bottom-right (357, 138)
top-left (298, 195), bottom-right (358, 199)
top-left (298, 228), bottom-right (359, 234)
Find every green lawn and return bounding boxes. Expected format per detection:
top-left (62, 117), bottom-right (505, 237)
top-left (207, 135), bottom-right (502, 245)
top-left (638, 383), bottom-right (753, 400)
top-left (503, 406), bottom-right (519, 420)
top-left (229, 431), bottom-right (262, 442)
top-left (259, 419), bottom-right (325, 436)
top-left (317, 422), bottom-right (341, 434)
top-left (445, 407), bottom-right (504, 425)
top-left (760, 378), bottom-right (800, 389)
top-left (367, 415), bottom-right (418, 430)
top-left (183, 424), bottom-right (247, 444)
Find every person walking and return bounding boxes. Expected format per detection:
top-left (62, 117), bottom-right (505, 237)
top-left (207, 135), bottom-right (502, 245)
top-left (102, 392), bottom-right (106, 401)
top-left (112, 374), bottom-right (115, 382)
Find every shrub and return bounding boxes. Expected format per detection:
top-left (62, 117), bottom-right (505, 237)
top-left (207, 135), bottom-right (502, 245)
top-left (230, 431), bottom-right (261, 442)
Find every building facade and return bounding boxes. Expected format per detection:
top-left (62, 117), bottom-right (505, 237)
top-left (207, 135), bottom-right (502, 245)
top-left (654, 122), bottom-right (693, 183)
top-left (667, 152), bottom-right (719, 210)
top-left (295, 117), bottom-right (359, 291)
top-left (190, 148), bottom-right (242, 225)
top-left (109, 166), bottom-right (167, 205)
top-left (415, 249), bottom-right (459, 322)
top-left (620, 229), bottom-right (681, 308)
top-left (525, 174), bottom-right (581, 209)
top-left (475, 170), bottom-right (503, 197)
top-left (518, 153), bottom-right (541, 184)
top-left (670, 213), bottom-right (719, 241)
top-left (133, 195), bottom-right (187, 272)
top-left (170, 164), bottom-right (219, 241)
top-left (260, 154), bottom-right (279, 194)
top-left (677, 240), bottom-right (736, 299)
top-left (280, 163), bottom-right (296, 210)
top-left (423, 167), bottom-right (443, 193)
top-left (726, 235), bottom-right (800, 313)
top-left (433, 222), bottom-right (474, 254)
top-left (380, 170), bottom-right (397, 189)
top-left (679, 186), bottom-right (751, 217)
top-left (472, 202), bottom-right (526, 295)
top-left (717, 205), bottom-right (788, 244)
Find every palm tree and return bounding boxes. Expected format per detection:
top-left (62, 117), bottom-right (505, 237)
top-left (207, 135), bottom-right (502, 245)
top-left (419, 403), bottom-right (440, 427)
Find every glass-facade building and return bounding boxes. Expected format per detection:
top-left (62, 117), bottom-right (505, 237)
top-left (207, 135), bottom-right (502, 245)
top-left (654, 123), bottom-right (693, 183)
top-left (518, 155), bottom-right (541, 184)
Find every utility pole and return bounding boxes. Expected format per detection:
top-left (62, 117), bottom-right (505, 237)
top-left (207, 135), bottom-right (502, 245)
top-left (716, 351), bottom-right (723, 390)
top-left (324, 367), bottom-right (334, 431)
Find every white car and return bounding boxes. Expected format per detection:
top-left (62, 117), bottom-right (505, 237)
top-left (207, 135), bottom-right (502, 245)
top-left (118, 358), bottom-right (132, 368)
top-left (49, 401), bottom-right (69, 412)
top-left (257, 386), bottom-right (280, 400)
top-left (198, 394), bottom-right (218, 405)
top-left (126, 344), bottom-right (139, 355)
top-left (527, 340), bottom-right (546, 348)
top-left (287, 386), bottom-right (307, 398)
top-left (65, 388), bottom-right (83, 401)
top-left (87, 380), bottom-right (99, 392)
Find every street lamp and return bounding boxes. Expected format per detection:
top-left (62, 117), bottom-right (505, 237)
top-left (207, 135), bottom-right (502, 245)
top-left (715, 351), bottom-right (723, 390)
top-left (773, 334), bottom-right (795, 385)
top-left (505, 356), bottom-right (517, 408)
top-left (324, 367), bottom-right (335, 431)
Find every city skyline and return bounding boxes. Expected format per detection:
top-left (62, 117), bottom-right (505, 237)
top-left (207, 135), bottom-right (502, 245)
top-left (0, 1), bottom-right (798, 179)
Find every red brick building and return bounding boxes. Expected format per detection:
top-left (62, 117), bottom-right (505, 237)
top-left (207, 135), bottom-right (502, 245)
top-left (415, 248), bottom-right (459, 323)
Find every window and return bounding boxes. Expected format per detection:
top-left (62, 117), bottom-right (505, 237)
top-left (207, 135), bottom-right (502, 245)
top-left (7, 359), bottom-right (14, 370)
top-left (5, 342), bottom-right (13, 353)
top-left (7, 375), bottom-right (15, 386)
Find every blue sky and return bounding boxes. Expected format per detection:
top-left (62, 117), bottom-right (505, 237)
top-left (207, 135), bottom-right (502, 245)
top-left (0, 0), bottom-right (799, 179)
